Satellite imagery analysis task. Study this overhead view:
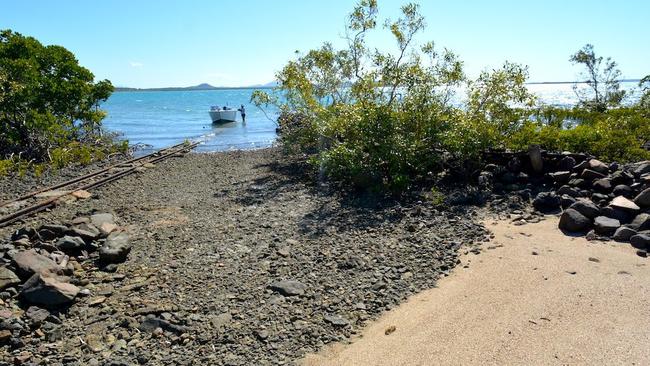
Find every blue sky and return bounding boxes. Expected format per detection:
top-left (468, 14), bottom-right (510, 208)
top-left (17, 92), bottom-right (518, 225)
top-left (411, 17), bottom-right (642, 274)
top-left (2, 0), bottom-right (648, 88)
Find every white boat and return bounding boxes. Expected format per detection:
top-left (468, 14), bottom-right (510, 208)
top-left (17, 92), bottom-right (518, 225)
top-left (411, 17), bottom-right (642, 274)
top-left (209, 106), bottom-right (238, 123)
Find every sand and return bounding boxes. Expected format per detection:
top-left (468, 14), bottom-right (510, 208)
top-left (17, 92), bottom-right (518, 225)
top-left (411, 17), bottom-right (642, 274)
top-left (303, 216), bottom-right (650, 365)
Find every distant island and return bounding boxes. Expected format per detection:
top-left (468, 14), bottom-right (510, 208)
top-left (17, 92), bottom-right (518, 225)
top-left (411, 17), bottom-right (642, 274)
top-left (526, 78), bottom-right (641, 85)
top-left (114, 82), bottom-right (278, 92)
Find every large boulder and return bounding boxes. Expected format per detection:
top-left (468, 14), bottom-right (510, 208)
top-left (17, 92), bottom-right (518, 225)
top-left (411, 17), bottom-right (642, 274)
top-left (593, 216), bottom-right (620, 236)
top-left (21, 273), bottom-right (79, 307)
top-left (569, 199), bottom-right (600, 219)
top-left (613, 226), bottom-right (637, 242)
top-left (609, 196), bottom-right (640, 213)
top-left (99, 232), bottom-right (131, 264)
top-left (533, 192), bottom-right (561, 213)
top-left (600, 207), bottom-right (630, 223)
top-left (612, 184), bottom-right (633, 198)
top-left (559, 209), bottom-right (591, 232)
top-left (630, 234), bottom-right (650, 250)
top-left (0, 267), bottom-right (21, 290)
top-left (633, 188), bottom-right (650, 208)
top-left (550, 171), bottom-right (571, 184)
top-left (557, 185), bottom-right (580, 198)
top-left (11, 250), bottom-right (62, 279)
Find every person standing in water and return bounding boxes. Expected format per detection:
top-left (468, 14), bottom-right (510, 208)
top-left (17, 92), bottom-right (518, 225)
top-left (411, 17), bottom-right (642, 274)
top-left (238, 104), bottom-right (246, 123)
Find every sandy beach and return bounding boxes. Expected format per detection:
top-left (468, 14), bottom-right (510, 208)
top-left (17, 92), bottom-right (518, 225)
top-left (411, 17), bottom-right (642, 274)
top-left (303, 216), bottom-right (650, 365)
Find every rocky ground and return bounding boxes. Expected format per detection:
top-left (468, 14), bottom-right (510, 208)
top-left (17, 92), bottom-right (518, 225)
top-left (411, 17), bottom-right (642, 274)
top-left (0, 149), bottom-right (493, 365)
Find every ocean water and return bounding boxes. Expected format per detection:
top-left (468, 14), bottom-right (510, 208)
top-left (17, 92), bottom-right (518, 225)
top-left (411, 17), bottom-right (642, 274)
top-left (101, 82), bottom-right (642, 153)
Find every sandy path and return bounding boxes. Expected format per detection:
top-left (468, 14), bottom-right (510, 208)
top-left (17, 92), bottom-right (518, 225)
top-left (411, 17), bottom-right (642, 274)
top-left (303, 216), bottom-right (650, 365)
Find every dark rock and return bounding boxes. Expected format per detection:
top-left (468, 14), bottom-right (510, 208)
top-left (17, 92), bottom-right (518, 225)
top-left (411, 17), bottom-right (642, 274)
top-left (559, 209), bottom-right (591, 232)
top-left (600, 207), bottom-right (630, 223)
top-left (573, 160), bottom-right (590, 172)
top-left (629, 213), bottom-right (650, 231)
top-left (610, 196), bottom-right (640, 213)
top-left (609, 170), bottom-right (634, 185)
top-left (506, 157), bottom-right (522, 173)
top-left (592, 178), bottom-right (612, 193)
top-left (40, 224), bottom-right (68, 236)
top-left (633, 161), bottom-right (650, 176)
top-left (269, 280), bottom-right (307, 296)
top-left (560, 195), bottom-right (576, 209)
top-left (633, 188), bottom-right (650, 208)
top-left (590, 193), bottom-right (609, 204)
top-left (37, 229), bottom-right (58, 241)
top-left (569, 199), bottom-right (600, 219)
top-left (587, 159), bottom-right (609, 174)
top-left (500, 172), bottom-right (517, 184)
top-left (557, 185), bottom-right (580, 197)
top-left (532, 192), bottom-right (561, 213)
top-left (11, 250), bottom-right (61, 279)
top-left (612, 185), bottom-right (633, 198)
top-left (609, 162), bottom-right (619, 171)
top-left (21, 273), bottom-right (79, 307)
top-left (55, 236), bottom-right (86, 252)
top-left (550, 171), bottom-right (571, 184)
top-left (139, 315), bottom-right (187, 334)
top-left (630, 234), bottom-right (650, 250)
top-left (558, 156), bottom-right (576, 171)
top-left (99, 232), bottom-right (131, 264)
top-left (581, 169), bottom-right (605, 181)
top-left (593, 216), bottom-right (620, 236)
top-left (0, 267), bottom-right (21, 290)
top-left (636, 250), bottom-right (648, 258)
top-left (613, 226), bottom-right (637, 242)
top-left (568, 178), bottom-right (587, 188)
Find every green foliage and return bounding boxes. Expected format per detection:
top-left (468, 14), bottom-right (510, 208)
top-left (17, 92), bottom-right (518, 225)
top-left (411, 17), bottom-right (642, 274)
top-left (0, 29), bottom-right (123, 174)
top-left (253, 1), bottom-right (532, 192)
top-left (569, 44), bottom-right (625, 112)
top-left (253, 2), bottom-right (649, 193)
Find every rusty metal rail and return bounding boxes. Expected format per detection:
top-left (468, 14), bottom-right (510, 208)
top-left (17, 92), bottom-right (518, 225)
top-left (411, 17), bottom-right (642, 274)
top-left (0, 141), bottom-right (199, 228)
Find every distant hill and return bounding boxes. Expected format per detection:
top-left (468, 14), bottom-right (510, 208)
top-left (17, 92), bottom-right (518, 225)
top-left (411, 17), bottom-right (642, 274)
top-left (114, 82), bottom-right (276, 92)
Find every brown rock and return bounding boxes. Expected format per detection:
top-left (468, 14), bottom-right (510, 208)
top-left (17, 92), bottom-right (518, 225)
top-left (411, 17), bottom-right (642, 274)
top-left (71, 190), bottom-right (92, 199)
top-left (21, 273), bottom-right (80, 307)
top-left (0, 267), bottom-right (21, 290)
top-left (11, 250), bottom-right (62, 279)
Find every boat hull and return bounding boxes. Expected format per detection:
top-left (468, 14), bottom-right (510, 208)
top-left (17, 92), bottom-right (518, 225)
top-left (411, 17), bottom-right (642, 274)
top-left (209, 110), bottom-right (238, 123)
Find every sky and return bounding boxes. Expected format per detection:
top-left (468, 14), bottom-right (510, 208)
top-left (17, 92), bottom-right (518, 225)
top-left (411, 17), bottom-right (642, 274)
top-left (2, 0), bottom-right (648, 88)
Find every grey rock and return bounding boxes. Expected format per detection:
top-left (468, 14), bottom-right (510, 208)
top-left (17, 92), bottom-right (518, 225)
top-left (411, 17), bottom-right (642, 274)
top-left (613, 226), bottom-right (637, 242)
top-left (11, 250), bottom-right (61, 279)
top-left (593, 216), bottom-right (620, 236)
top-left (55, 236), bottom-right (86, 251)
top-left (70, 224), bottom-right (101, 241)
top-left (568, 178), bottom-right (586, 188)
top-left (559, 209), bottom-right (591, 232)
top-left (99, 232), bottom-right (131, 264)
top-left (630, 213), bottom-right (650, 231)
top-left (25, 306), bottom-right (50, 324)
top-left (269, 280), bottom-right (307, 296)
top-left (610, 196), bottom-right (640, 213)
top-left (40, 224), bottom-right (68, 236)
top-left (90, 213), bottom-right (115, 228)
top-left (21, 273), bottom-right (79, 307)
top-left (587, 159), bottom-right (609, 174)
top-left (630, 234), bottom-right (650, 250)
top-left (569, 199), bottom-right (600, 219)
top-left (581, 169), bottom-right (606, 181)
top-left (323, 314), bottom-right (350, 326)
top-left (633, 188), bottom-right (650, 208)
top-left (0, 267), bottom-right (21, 290)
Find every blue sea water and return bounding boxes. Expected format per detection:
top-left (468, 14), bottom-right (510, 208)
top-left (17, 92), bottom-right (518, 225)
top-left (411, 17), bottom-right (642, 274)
top-left (101, 83), bottom-right (642, 153)
top-left (102, 89), bottom-right (279, 154)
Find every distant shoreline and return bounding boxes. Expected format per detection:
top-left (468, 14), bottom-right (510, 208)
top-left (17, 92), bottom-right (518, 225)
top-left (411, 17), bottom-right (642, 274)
top-left (115, 80), bottom-right (642, 92)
